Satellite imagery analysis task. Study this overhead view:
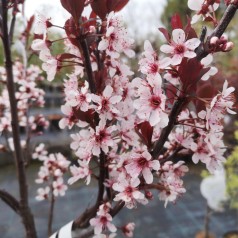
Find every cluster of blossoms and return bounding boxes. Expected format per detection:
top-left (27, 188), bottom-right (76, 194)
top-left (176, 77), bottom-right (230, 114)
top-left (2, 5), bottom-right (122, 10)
top-left (32, 0), bottom-right (236, 236)
top-left (90, 202), bottom-right (135, 237)
top-left (34, 143), bottom-right (70, 200)
top-left (188, 0), bottom-right (220, 24)
top-left (0, 61), bottom-right (48, 152)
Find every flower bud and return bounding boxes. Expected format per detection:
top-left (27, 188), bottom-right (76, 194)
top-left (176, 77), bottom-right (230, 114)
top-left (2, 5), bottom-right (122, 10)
top-left (210, 36), bottom-right (219, 45)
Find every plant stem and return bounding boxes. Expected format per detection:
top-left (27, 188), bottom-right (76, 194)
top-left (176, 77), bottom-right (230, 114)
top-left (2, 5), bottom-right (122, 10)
top-left (48, 186), bottom-right (55, 237)
top-left (0, 1), bottom-right (37, 237)
top-left (0, 189), bottom-right (20, 214)
top-left (196, 4), bottom-right (238, 61)
top-left (80, 38), bottom-right (96, 94)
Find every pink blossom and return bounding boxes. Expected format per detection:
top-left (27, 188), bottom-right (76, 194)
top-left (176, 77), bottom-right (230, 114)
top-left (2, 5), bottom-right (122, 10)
top-left (32, 143), bottom-right (48, 160)
top-left (91, 85), bottom-right (122, 120)
top-left (122, 223), bottom-right (135, 237)
top-left (52, 177), bottom-right (68, 197)
top-left (125, 150), bottom-right (160, 184)
top-left (89, 118), bottom-right (117, 156)
top-left (36, 186), bottom-right (50, 201)
top-left (139, 40), bottom-right (170, 77)
top-left (113, 176), bottom-right (147, 208)
top-left (90, 213), bottom-right (117, 235)
top-left (34, 12), bottom-right (52, 35)
top-left (66, 81), bottom-right (91, 111)
top-left (133, 77), bottom-right (169, 127)
top-left (188, 0), bottom-right (220, 24)
top-left (98, 12), bottom-right (135, 58)
top-left (41, 52), bottom-right (58, 81)
top-left (68, 160), bottom-right (91, 185)
top-left (160, 29), bottom-right (200, 65)
top-left (200, 54), bottom-right (218, 81)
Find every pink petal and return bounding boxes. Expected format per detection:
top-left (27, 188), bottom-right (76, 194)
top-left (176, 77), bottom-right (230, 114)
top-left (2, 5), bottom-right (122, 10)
top-left (110, 95), bottom-right (122, 104)
top-left (188, 0), bottom-right (203, 11)
top-left (185, 38), bottom-right (200, 50)
top-left (160, 44), bottom-right (174, 54)
top-left (172, 29), bottom-right (185, 44)
top-left (103, 85), bottom-right (113, 98)
top-left (184, 51), bottom-right (196, 59)
top-left (171, 54), bottom-right (183, 65)
top-left (142, 167), bottom-right (153, 184)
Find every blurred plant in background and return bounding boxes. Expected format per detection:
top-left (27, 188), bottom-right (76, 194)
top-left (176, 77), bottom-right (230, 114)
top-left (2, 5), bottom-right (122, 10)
top-left (226, 125), bottom-right (238, 209)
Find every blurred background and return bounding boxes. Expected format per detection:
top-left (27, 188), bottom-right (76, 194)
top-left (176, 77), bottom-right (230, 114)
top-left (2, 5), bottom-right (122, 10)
top-left (0, 0), bottom-right (238, 237)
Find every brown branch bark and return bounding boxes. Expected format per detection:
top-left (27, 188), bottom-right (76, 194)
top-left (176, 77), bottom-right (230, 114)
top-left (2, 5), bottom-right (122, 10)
top-left (152, 98), bottom-right (188, 158)
top-left (152, 3), bottom-right (238, 160)
top-left (196, 3), bottom-right (238, 61)
top-left (48, 186), bottom-right (55, 237)
top-left (0, 1), bottom-right (37, 237)
top-left (80, 38), bottom-right (96, 94)
top-left (0, 189), bottom-right (20, 214)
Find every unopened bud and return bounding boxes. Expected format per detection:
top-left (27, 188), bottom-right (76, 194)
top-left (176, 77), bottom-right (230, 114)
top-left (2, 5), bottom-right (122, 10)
top-left (210, 36), bottom-right (219, 45)
top-left (224, 41), bottom-right (234, 51)
top-left (145, 191), bottom-right (154, 200)
top-left (220, 34), bottom-right (228, 43)
top-left (89, 26), bottom-right (96, 33)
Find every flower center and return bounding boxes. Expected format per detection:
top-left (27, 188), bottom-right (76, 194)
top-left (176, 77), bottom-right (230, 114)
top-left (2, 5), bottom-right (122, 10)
top-left (125, 186), bottom-right (133, 195)
top-left (174, 44), bottom-right (185, 54)
top-left (79, 94), bottom-right (86, 102)
top-left (100, 216), bottom-right (108, 225)
top-left (96, 130), bottom-right (106, 143)
top-left (137, 157), bottom-right (148, 168)
top-left (149, 63), bottom-right (158, 74)
top-left (150, 96), bottom-right (161, 109)
top-left (101, 98), bottom-right (109, 111)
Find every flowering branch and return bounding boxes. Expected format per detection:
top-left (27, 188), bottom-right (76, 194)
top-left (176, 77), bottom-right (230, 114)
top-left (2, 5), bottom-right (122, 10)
top-left (153, 3), bottom-right (238, 160)
top-left (152, 98), bottom-right (188, 158)
top-left (196, 3), bottom-right (238, 60)
top-left (0, 1), bottom-right (37, 237)
top-left (80, 38), bottom-right (96, 94)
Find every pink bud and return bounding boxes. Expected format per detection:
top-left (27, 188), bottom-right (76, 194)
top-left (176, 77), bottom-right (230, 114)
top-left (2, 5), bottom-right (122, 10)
top-left (224, 41), bottom-right (234, 51)
top-left (220, 34), bottom-right (228, 42)
top-left (210, 36), bottom-right (219, 45)
top-left (145, 191), bottom-right (154, 200)
top-left (89, 26), bottom-right (96, 33)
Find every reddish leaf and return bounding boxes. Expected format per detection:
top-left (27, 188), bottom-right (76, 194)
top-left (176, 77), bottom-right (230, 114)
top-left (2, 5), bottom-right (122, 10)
top-left (75, 108), bottom-right (95, 128)
top-left (135, 121), bottom-right (153, 148)
top-left (91, 0), bottom-right (108, 19)
top-left (158, 27), bottom-right (171, 42)
top-left (195, 81), bottom-right (216, 112)
top-left (25, 15), bottom-right (35, 34)
top-left (60, 0), bottom-right (85, 24)
top-left (64, 18), bottom-right (80, 47)
top-left (178, 58), bottom-right (204, 93)
top-left (171, 14), bottom-right (183, 30)
top-left (107, 0), bottom-right (129, 12)
top-left (184, 16), bottom-right (198, 39)
top-left (57, 53), bottom-right (78, 61)
top-left (166, 83), bottom-right (178, 106)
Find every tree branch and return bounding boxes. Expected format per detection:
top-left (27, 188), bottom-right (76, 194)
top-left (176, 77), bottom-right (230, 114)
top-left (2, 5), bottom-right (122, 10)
top-left (151, 98), bottom-right (188, 158)
top-left (196, 3), bottom-right (238, 61)
top-left (0, 189), bottom-right (20, 214)
top-left (80, 38), bottom-right (96, 94)
top-left (152, 3), bottom-right (238, 160)
top-left (0, 1), bottom-right (37, 237)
